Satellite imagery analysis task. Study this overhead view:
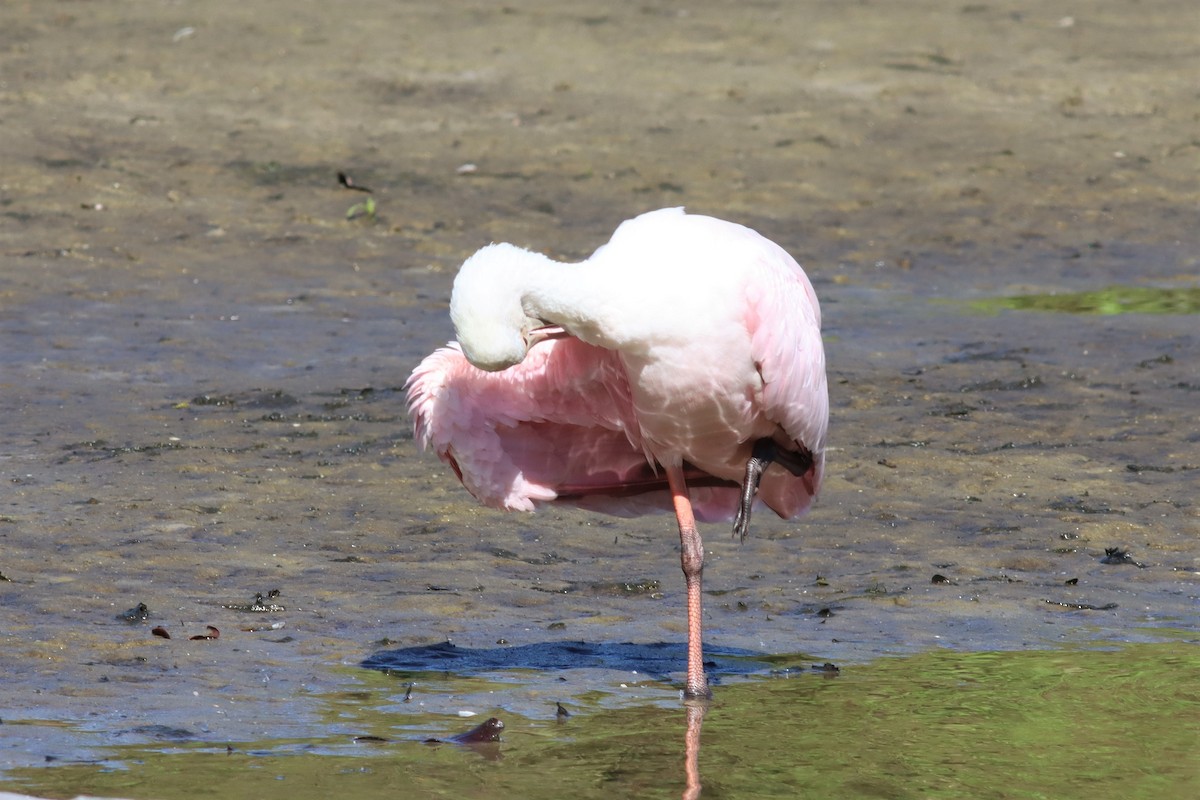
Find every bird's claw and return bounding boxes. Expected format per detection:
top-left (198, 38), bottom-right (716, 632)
top-left (732, 504), bottom-right (751, 542)
top-left (734, 439), bottom-right (815, 541)
top-left (733, 441), bottom-right (771, 541)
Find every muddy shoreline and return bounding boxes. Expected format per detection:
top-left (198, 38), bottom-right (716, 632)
top-left (1, 0), bottom-right (1197, 783)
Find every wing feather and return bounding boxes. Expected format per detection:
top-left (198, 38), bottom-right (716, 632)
top-left (744, 237), bottom-right (828, 518)
top-left (406, 338), bottom-right (650, 511)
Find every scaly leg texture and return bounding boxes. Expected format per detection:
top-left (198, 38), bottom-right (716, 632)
top-left (667, 464), bottom-right (711, 700)
top-left (733, 438), bottom-right (816, 540)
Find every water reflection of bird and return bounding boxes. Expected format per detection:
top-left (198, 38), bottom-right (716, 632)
top-left (407, 207), bottom-right (828, 699)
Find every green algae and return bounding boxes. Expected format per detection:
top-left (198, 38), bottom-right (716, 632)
top-left (972, 286), bottom-right (1200, 315)
top-left (5, 641), bottom-right (1197, 800)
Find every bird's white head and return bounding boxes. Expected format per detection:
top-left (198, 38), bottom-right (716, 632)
top-left (449, 243), bottom-right (552, 372)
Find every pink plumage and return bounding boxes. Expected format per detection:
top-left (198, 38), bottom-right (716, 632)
top-left (405, 207), bottom-right (828, 698)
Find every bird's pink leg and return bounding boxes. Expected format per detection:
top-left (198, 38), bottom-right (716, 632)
top-left (667, 464), bottom-right (711, 700)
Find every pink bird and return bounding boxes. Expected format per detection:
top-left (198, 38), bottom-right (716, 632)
top-left (406, 207), bottom-right (828, 699)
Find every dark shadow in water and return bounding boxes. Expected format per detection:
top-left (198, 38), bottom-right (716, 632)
top-left (361, 640), bottom-right (777, 686)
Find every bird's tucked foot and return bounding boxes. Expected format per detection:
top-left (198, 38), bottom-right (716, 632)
top-left (732, 440), bottom-right (770, 541)
top-left (733, 439), bottom-right (815, 541)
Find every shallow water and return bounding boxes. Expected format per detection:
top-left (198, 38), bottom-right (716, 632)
top-left (4, 643), bottom-right (1198, 799)
top-left (1, 0), bottom-right (1198, 796)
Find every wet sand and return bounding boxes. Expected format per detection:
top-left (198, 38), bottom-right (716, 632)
top-left (1, 0), bottom-right (1197, 782)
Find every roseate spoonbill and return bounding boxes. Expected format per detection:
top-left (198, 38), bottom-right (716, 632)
top-left (406, 207), bottom-right (828, 699)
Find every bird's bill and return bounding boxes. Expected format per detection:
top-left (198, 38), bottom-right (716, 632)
top-left (526, 325), bottom-right (570, 348)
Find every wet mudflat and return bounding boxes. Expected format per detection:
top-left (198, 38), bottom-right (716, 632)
top-left (6, 643), bottom-right (1200, 800)
top-left (1, 0), bottom-right (1197, 797)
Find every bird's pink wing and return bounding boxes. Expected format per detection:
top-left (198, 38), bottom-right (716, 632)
top-left (407, 338), bottom-right (663, 511)
top-left (743, 237), bottom-right (829, 519)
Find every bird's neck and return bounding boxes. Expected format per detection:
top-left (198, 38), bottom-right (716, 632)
top-left (520, 257), bottom-right (614, 349)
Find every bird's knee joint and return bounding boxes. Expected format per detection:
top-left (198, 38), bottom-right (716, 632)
top-left (680, 537), bottom-right (704, 577)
